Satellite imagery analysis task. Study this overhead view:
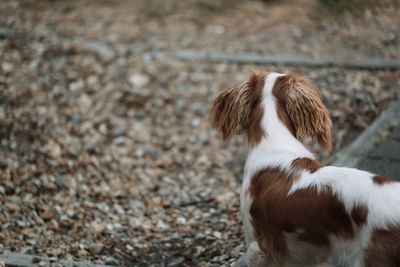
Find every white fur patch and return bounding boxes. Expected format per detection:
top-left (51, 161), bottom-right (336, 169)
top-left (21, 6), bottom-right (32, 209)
top-left (289, 166), bottom-right (400, 229)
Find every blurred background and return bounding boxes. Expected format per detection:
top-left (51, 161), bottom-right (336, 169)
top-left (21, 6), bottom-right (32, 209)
top-left (0, 0), bottom-right (399, 266)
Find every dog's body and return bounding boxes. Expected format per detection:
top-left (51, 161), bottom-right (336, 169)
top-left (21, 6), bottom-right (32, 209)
top-left (211, 72), bottom-right (400, 267)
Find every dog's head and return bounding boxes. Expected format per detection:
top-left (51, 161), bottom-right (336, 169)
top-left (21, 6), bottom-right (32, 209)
top-left (210, 71), bottom-right (332, 150)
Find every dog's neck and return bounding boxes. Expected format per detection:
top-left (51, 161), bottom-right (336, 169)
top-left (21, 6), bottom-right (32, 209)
top-left (244, 106), bottom-right (314, 180)
top-left (252, 73), bottom-right (314, 159)
top-left (254, 126), bottom-right (314, 159)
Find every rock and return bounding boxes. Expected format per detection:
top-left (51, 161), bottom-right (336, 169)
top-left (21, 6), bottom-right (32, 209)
top-left (0, 27), bottom-right (10, 39)
top-left (176, 217), bottom-right (186, 225)
top-left (21, 246), bottom-right (35, 254)
top-left (155, 220), bottom-right (169, 231)
top-left (69, 79), bottom-right (84, 91)
top-left (1, 62), bottom-right (13, 74)
top-left (78, 94), bottom-right (92, 109)
top-left (102, 256), bottom-right (119, 266)
top-left (55, 175), bottom-right (67, 188)
top-left (213, 231), bottom-right (222, 239)
top-left (167, 257), bottom-right (184, 267)
top-left (0, 160), bottom-right (7, 170)
top-left (40, 206), bottom-right (55, 220)
top-left (215, 191), bottom-right (235, 205)
top-left (90, 223), bottom-right (106, 234)
top-left (88, 242), bottom-right (104, 254)
top-left (73, 38), bottom-right (115, 62)
top-left (129, 200), bottom-right (144, 210)
top-left (6, 203), bottom-right (20, 212)
top-left (129, 73), bottom-right (150, 88)
top-left (4, 181), bottom-right (15, 194)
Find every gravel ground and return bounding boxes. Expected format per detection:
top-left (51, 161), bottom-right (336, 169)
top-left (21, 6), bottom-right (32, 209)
top-left (0, 1), bottom-right (399, 266)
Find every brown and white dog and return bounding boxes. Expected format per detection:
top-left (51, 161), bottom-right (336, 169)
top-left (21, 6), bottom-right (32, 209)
top-left (210, 71), bottom-right (400, 267)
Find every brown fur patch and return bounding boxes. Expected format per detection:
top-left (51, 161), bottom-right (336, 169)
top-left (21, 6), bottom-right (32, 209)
top-left (364, 227), bottom-right (400, 267)
top-left (272, 74), bottom-right (332, 150)
top-left (291, 157), bottom-right (323, 173)
top-left (351, 205), bottom-right (368, 227)
top-left (249, 164), bottom-right (353, 265)
top-left (272, 76), bottom-right (296, 136)
top-left (246, 72), bottom-right (267, 146)
top-left (210, 71), bottom-right (266, 146)
top-left (373, 175), bottom-right (396, 186)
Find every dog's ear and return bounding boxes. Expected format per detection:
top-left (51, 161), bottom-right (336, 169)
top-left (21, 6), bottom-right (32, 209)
top-left (210, 72), bottom-right (265, 144)
top-left (283, 74), bottom-right (332, 150)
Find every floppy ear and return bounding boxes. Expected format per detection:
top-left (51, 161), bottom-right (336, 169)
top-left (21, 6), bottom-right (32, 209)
top-left (210, 72), bottom-right (265, 143)
top-left (284, 74), bottom-right (332, 150)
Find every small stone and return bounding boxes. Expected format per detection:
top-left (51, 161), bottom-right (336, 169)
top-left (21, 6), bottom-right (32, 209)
top-left (213, 231), bottom-right (222, 239)
top-left (0, 160), bottom-right (7, 170)
top-left (195, 246), bottom-right (205, 256)
top-left (215, 191), bottom-right (235, 204)
top-left (21, 247), bottom-right (35, 254)
top-left (55, 175), bottom-right (67, 188)
top-left (73, 38), bottom-right (115, 62)
top-left (1, 62), bottom-right (13, 74)
top-left (4, 181), bottom-right (15, 194)
top-left (38, 261), bottom-right (47, 267)
top-left (91, 223), bottom-right (106, 234)
top-left (176, 217), bottom-right (186, 225)
top-left (167, 257), bottom-right (184, 267)
top-left (78, 94), bottom-right (92, 109)
top-left (27, 239), bottom-right (37, 246)
top-left (102, 256), bottom-right (119, 266)
top-left (51, 248), bottom-right (61, 257)
top-left (40, 206), bottom-right (56, 220)
top-left (48, 257), bottom-right (57, 262)
top-left (79, 249), bottom-right (88, 257)
top-left (6, 203), bottom-right (20, 212)
top-left (129, 200), bottom-right (145, 210)
top-left (129, 73), bottom-right (150, 88)
top-left (70, 112), bottom-right (80, 125)
top-left (88, 242), bottom-right (104, 254)
top-left (155, 220), bottom-right (169, 231)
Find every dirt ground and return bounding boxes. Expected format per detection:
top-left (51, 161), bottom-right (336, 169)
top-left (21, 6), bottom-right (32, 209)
top-left (0, 0), bottom-right (399, 266)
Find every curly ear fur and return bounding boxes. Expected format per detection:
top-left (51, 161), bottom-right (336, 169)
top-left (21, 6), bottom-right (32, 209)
top-left (282, 74), bottom-right (332, 150)
top-left (210, 72), bottom-right (265, 145)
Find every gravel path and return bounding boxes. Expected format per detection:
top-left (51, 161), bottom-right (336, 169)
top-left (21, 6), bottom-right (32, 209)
top-left (0, 1), bottom-right (399, 266)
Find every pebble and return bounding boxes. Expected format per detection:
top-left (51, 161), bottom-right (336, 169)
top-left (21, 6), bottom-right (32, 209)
top-left (88, 242), bottom-right (104, 254)
top-left (176, 217), bottom-right (187, 225)
top-left (102, 256), bottom-right (119, 266)
top-left (129, 73), bottom-right (150, 88)
top-left (213, 231), bottom-right (222, 239)
top-left (167, 257), bottom-right (184, 267)
top-left (6, 203), bottom-right (20, 212)
top-left (40, 206), bottom-right (55, 220)
top-left (91, 223), bottom-right (106, 234)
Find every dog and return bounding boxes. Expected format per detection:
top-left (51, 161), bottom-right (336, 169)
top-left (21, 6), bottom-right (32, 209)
top-left (210, 71), bottom-right (400, 267)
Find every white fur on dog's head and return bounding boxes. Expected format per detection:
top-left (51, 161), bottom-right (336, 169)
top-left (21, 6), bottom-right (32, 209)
top-left (210, 71), bottom-right (332, 150)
